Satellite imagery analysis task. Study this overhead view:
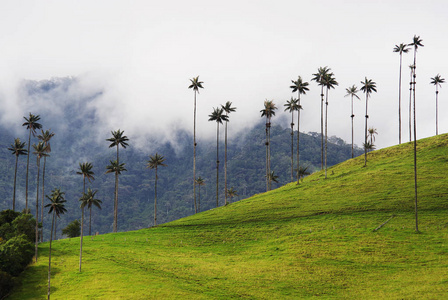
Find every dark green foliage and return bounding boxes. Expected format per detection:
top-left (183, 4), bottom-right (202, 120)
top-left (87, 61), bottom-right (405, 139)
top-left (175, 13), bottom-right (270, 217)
top-left (0, 234), bottom-right (34, 276)
top-left (0, 270), bottom-right (15, 299)
top-left (11, 214), bottom-right (35, 242)
top-left (62, 219), bottom-right (81, 238)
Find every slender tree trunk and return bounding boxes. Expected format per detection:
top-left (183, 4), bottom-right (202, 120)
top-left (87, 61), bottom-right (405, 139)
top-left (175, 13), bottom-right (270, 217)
top-left (290, 111), bottom-right (294, 182)
top-left (436, 87), bottom-right (439, 135)
top-left (412, 51), bottom-right (418, 232)
top-left (41, 156), bottom-right (47, 242)
top-left (324, 89), bottom-right (329, 178)
top-left (224, 119), bottom-right (228, 205)
top-left (265, 123), bottom-right (269, 192)
top-left (364, 96), bottom-right (369, 167)
top-left (89, 206), bottom-right (92, 236)
top-left (79, 207), bottom-right (84, 272)
top-left (268, 118), bottom-right (272, 191)
top-left (320, 86), bottom-right (324, 170)
top-left (216, 123), bottom-right (220, 207)
top-left (13, 155), bottom-right (18, 210)
top-left (114, 173), bottom-right (118, 232)
top-left (398, 53), bottom-right (403, 144)
top-left (351, 96), bottom-right (354, 158)
top-left (54, 217), bottom-right (57, 240)
top-left (154, 168), bottom-right (158, 226)
top-left (193, 91), bottom-right (197, 213)
top-left (198, 186), bottom-right (201, 212)
top-left (47, 211), bottom-right (55, 300)
top-left (296, 94), bottom-right (301, 184)
top-left (26, 129), bottom-right (31, 210)
top-left (409, 68), bottom-right (413, 142)
top-left (35, 157), bottom-right (41, 262)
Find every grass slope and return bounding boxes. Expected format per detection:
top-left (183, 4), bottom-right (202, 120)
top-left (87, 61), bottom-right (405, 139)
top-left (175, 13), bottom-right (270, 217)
top-left (9, 134), bottom-right (448, 299)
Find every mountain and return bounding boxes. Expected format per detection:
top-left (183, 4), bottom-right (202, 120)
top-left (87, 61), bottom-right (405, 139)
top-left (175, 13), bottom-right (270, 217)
top-left (8, 134), bottom-right (448, 299)
top-left (0, 77), bottom-right (361, 237)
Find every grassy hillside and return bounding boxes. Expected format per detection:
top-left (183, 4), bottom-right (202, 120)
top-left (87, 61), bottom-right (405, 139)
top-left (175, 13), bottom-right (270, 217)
top-left (9, 134), bottom-right (448, 299)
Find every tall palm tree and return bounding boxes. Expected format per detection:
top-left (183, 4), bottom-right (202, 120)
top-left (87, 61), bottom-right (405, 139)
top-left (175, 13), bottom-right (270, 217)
top-left (32, 141), bottom-right (49, 262)
top-left (430, 74), bottom-right (445, 135)
top-left (208, 107), bottom-right (228, 207)
top-left (260, 100), bottom-right (277, 191)
top-left (147, 153), bottom-right (167, 226)
top-left (78, 188), bottom-right (99, 272)
top-left (45, 188), bottom-right (66, 300)
top-left (284, 97), bottom-right (298, 182)
top-left (408, 64), bottom-right (414, 142)
top-left (297, 166), bottom-right (310, 183)
top-left (322, 71), bottom-right (338, 178)
top-left (188, 76), bottom-right (204, 213)
top-left (76, 162), bottom-right (95, 194)
top-left (195, 176), bottom-right (205, 212)
top-left (85, 189), bottom-right (102, 236)
top-left (105, 160), bottom-right (127, 232)
top-left (290, 76), bottom-right (310, 184)
top-left (360, 77), bottom-right (378, 167)
top-left (8, 138), bottom-right (27, 210)
top-left (368, 127), bottom-right (378, 146)
top-left (344, 85), bottom-right (360, 158)
top-left (106, 130), bottom-right (129, 232)
top-left (22, 113), bottom-right (42, 210)
top-left (37, 129), bottom-right (54, 242)
top-left (221, 101), bottom-right (236, 205)
top-left (409, 35), bottom-right (423, 232)
top-left (266, 170), bottom-right (279, 189)
top-left (312, 67), bottom-right (330, 170)
top-left (227, 187), bottom-right (238, 203)
top-left (394, 43), bottom-right (410, 144)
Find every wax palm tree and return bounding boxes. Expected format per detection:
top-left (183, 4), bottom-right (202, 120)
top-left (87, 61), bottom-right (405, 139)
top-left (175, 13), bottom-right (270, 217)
top-left (78, 188), bottom-right (98, 272)
top-left (312, 67), bottom-right (330, 170)
top-left (266, 170), bottom-right (279, 189)
top-left (360, 77), bottom-right (377, 167)
top-left (344, 85), bottom-right (360, 158)
top-left (227, 187), bottom-right (238, 203)
top-left (208, 107), bottom-right (228, 207)
top-left (189, 76), bottom-right (204, 213)
top-left (368, 127), bottom-right (378, 147)
top-left (260, 100), bottom-right (277, 191)
top-left (105, 160), bottom-right (127, 232)
top-left (45, 188), bottom-right (66, 300)
top-left (430, 74), bottom-right (445, 135)
top-left (284, 97), bottom-right (299, 182)
top-left (363, 141), bottom-right (376, 152)
top-left (394, 43), bottom-right (410, 144)
top-left (195, 177), bottom-right (205, 212)
top-left (408, 64), bottom-right (414, 142)
top-left (221, 101), bottom-right (236, 205)
top-left (297, 166), bottom-right (310, 182)
top-left (37, 129), bottom-right (54, 242)
top-left (8, 138), bottom-right (27, 210)
top-left (409, 35), bottom-right (423, 232)
top-left (147, 153), bottom-right (167, 226)
top-left (76, 162), bottom-right (95, 194)
top-left (22, 113), bottom-right (42, 210)
top-left (32, 141), bottom-right (48, 262)
top-left (322, 71), bottom-right (338, 178)
top-left (290, 76), bottom-right (309, 184)
top-left (84, 189), bottom-right (102, 236)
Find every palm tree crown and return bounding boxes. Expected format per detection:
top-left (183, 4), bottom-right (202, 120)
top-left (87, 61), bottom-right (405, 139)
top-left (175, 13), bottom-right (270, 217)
top-left (284, 97), bottom-right (299, 113)
top-left (188, 76), bottom-right (204, 93)
top-left (23, 113), bottom-right (43, 136)
top-left (45, 188), bottom-right (67, 218)
top-left (360, 78), bottom-right (377, 97)
top-left (393, 43), bottom-right (410, 55)
top-left (345, 85), bottom-right (360, 100)
top-left (290, 76), bottom-right (310, 95)
top-left (107, 129), bottom-right (129, 161)
top-left (221, 101), bottom-right (236, 115)
top-left (409, 35), bottom-right (424, 51)
top-left (105, 160), bottom-right (127, 175)
top-left (80, 188), bottom-right (101, 211)
top-left (147, 153), bottom-right (167, 171)
top-left (260, 100), bottom-right (277, 119)
top-left (209, 107), bottom-right (229, 124)
top-left (9, 138), bottom-right (28, 157)
top-left (77, 163), bottom-right (95, 185)
top-left (431, 74), bottom-right (445, 87)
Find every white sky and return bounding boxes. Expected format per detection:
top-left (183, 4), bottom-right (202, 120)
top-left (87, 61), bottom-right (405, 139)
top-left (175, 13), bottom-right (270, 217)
top-left (0, 0), bottom-right (447, 150)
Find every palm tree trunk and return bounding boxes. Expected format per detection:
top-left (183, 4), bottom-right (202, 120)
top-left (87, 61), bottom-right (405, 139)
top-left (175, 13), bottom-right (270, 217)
top-left (412, 52), bottom-right (418, 232)
top-left (268, 118), bottom-right (272, 191)
top-left (265, 123), bottom-right (269, 192)
top-left (154, 168), bottom-right (158, 226)
top-left (79, 207), bottom-right (84, 272)
top-left (436, 87), bottom-right (439, 135)
top-left (193, 91), bottom-right (197, 213)
top-left (409, 68), bottom-right (413, 142)
top-left (290, 111), bottom-right (294, 182)
top-left (216, 123), bottom-right (220, 207)
top-left (54, 217), bottom-right (57, 240)
top-left (324, 89), bottom-right (329, 178)
top-left (296, 95), bottom-right (301, 184)
top-left (47, 211), bottom-right (55, 300)
top-left (89, 206), bottom-right (92, 236)
top-left (41, 156), bottom-right (47, 242)
top-left (364, 96), bottom-right (369, 167)
top-left (114, 173), bottom-right (118, 232)
top-left (26, 129), bottom-right (31, 210)
top-left (224, 120), bottom-right (228, 205)
top-left (351, 96), bottom-right (354, 158)
top-left (398, 53), bottom-right (403, 144)
top-left (198, 186), bottom-right (201, 212)
top-left (13, 155), bottom-right (18, 210)
top-left (35, 157), bottom-right (41, 262)
top-left (320, 86), bottom-right (324, 170)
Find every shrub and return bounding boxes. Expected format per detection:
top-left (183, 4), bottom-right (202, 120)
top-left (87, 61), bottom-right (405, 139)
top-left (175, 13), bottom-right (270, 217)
top-left (0, 271), bottom-right (15, 299)
top-left (0, 234), bottom-right (34, 276)
top-left (62, 219), bottom-right (81, 238)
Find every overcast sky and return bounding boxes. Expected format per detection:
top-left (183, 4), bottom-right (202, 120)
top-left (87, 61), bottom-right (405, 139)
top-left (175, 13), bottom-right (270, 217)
top-left (0, 0), bottom-right (447, 150)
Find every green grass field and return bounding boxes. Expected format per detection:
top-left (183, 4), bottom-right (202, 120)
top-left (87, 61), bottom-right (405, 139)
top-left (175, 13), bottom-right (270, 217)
top-left (9, 134), bottom-right (448, 299)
